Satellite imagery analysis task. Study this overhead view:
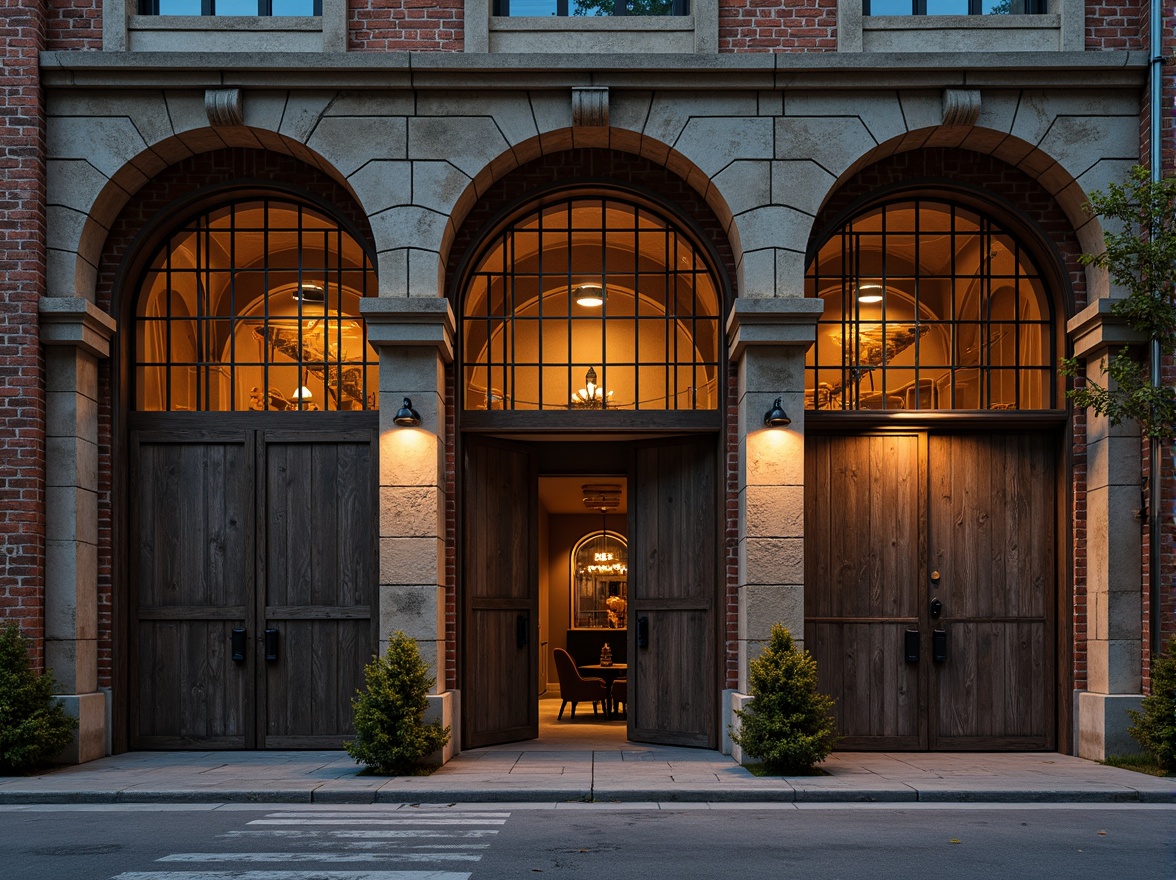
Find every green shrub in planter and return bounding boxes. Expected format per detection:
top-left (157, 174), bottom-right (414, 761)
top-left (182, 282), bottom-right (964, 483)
top-left (0, 623), bottom-right (77, 774)
top-left (731, 624), bottom-right (838, 774)
top-left (345, 632), bottom-right (450, 775)
top-left (1128, 637), bottom-right (1176, 771)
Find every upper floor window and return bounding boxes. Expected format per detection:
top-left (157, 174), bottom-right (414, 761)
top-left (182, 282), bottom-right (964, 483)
top-left (140, 0), bottom-right (321, 14)
top-left (865, 0), bottom-right (1044, 13)
top-left (493, 0), bottom-right (688, 15)
top-left (134, 197), bottom-right (378, 413)
top-left (461, 194), bottom-right (721, 412)
top-left (805, 198), bottom-right (1056, 412)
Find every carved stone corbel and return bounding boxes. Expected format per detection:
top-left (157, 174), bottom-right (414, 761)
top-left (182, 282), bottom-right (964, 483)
top-left (205, 88), bottom-right (244, 127)
top-left (572, 87), bottom-right (609, 128)
top-left (941, 89), bottom-right (981, 128)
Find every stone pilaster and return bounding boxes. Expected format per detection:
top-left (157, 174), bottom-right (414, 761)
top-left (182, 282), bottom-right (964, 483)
top-left (1067, 299), bottom-right (1148, 759)
top-left (726, 297), bottom-right (823, 693)
top-left (359, 296), bottom-right (459, 761)
top-left (38, 297), bottom-right (116, 765)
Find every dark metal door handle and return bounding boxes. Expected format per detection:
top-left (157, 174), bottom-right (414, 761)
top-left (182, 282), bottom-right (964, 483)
top-left (904, 628), bottom-right (920, 663)
top-left (516, 614), bottom-right (529, 649)
top-left (637, 616), bottom-right (649, 649)
top-left (930, 597), bottom-right (943, 619)
top-left (231, 628), bottom-right (247, 663)
top-left (932, 628), bottom-right (948, 663)
top-left (264, 628), bottom-right (280, 662)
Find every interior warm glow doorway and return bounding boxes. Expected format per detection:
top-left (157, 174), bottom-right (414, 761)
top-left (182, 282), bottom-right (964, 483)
top-left (460, 435), bottom-right (721, 751)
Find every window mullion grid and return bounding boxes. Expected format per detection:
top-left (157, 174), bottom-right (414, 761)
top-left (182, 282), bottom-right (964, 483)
top-left (599, 200), bottom-right (608, 409)
top-left (879, 205), bottom-right (888, 409)
top-left (949, 205), bottom-right (958, 409)
top-left (164, 233), bottom-right (174, 412)
top-left (197, 215), bottom-right (207, 412)
top-left (911, 201), bottom-right (920, 410)
top-left (1013, 240), bottom-right (1022, 410)
top-left (262, 200), bottom-right (271, 411)
top-left (843, 230), bottom-right (853, 411)
top-left (229, 205), bottom-right (237, 411)
top-left (981, 216), bottom-right (991, 410)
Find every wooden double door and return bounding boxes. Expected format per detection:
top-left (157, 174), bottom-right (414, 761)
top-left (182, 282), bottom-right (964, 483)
top-left (462, 435), bottom-right (719, 749)
top-left (805, 430), bottom-right (1057, 750)
top-left (129, 415), bottom-right (377, 749)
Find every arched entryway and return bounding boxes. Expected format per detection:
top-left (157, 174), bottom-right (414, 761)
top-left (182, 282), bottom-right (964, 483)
top-left (125, 194), bottom-right (380, 749)
top-left (803, 195), bottom-right (1063, 750)
top-left (455, 190), bottom-right (727, 750)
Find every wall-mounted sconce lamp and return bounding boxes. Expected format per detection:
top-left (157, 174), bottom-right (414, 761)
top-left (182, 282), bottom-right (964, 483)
top-left (393, 397), bottom-right (421, 427)
top-left (763, 397), bottom-right (791, 427)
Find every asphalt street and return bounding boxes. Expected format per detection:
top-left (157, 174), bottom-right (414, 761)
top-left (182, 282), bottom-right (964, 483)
top-left (1, 802), bottom-right (1173, 880)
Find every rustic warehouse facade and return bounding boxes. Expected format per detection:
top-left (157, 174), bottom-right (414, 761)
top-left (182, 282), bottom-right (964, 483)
top-left (1, 0), bottom-right (1172, 764)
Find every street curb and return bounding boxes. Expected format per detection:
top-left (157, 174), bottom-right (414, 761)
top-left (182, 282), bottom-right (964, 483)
top-left (0, 788), bottom-right (1170, 805)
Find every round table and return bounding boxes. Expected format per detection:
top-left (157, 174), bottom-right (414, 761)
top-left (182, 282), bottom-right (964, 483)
top-left (577, 663), bottom-right (627, 718)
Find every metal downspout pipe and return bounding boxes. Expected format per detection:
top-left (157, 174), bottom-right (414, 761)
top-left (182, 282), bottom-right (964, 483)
top-left (1149, 0), bottom-right (1164, 658)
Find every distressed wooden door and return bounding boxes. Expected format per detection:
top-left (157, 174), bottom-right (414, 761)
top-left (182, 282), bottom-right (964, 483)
top-left (628, 436), bottom-right (718, 748)
top-left (804, 433), bottom-right (926, 749)
top-left (805, 430), bottom-right (1055, 750)
top-left (927, 433), bottom-right (1055, 749)
top-left (462, 436), bottom-right (538, 748)
top-left (130, 429), bottom-right (255, 748)
top-left (259, 429), bottom-right (377, 748)
top-left (130, 416), bottom-right (377, 749)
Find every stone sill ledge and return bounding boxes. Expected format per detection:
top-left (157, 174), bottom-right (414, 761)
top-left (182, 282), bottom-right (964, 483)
top-left (865, 13), bottom-right (1060, 30)
top-left (489, 16), bottom-right (693, 32)
top-left (129, 15), bottom-right (321, 31)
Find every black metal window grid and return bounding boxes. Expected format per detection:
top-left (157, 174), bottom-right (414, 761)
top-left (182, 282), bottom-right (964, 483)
top-left (139, 0), bottom-right (322, 15)
top-left (493, 0), bottom-right (688, 16)
top-left (134, 198), bottom-right (378, 413)
top-left (461, 196), bottom-right (721, 412)
top-left (805, 199), bottom-right (1055, 412)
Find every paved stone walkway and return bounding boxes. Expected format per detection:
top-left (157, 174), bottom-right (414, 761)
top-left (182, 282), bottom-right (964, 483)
top-left (0, 748), bottom-right (1171, 805)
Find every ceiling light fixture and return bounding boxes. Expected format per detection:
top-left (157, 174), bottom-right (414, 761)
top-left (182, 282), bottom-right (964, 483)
top-left (574, 283), bottom-right (606, 308)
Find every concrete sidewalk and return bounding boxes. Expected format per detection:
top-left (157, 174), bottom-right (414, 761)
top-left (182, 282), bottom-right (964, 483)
top-left (0, 747), bottom-right (1172, 805)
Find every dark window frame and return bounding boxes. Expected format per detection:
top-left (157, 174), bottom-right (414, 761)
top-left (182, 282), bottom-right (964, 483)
top-left (139, 0), bottom-right (323, 15)
top-left (132, 196), bottom-right (378, 414)
top-left (805, 197), bottom-right (1058, 413)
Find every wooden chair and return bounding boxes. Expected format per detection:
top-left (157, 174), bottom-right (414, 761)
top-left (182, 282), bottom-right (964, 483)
top-left (610, 678), bottom-right (627, 717)
top-left (553, 648), bottom-right (607, 720)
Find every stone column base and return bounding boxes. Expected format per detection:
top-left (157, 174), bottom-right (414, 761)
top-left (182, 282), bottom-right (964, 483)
top-left (54, 692), bottom-right (107, 764)
top-left (723, 691), bottom-right (754, 765)
top-left (424, 689), bottom-right (461, 766)
top-left (1077, 691), bottom-right (1144, 761)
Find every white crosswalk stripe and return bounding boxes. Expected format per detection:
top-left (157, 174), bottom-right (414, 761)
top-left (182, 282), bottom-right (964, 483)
top-left (112, 808), bottom-right (511, 880)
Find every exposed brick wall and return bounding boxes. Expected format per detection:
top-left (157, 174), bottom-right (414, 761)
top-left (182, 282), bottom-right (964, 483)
top-left (718, 0), bottom-right (838, 52)
top-left (350, 0), bottom-right (464, 51)
top-left (93, 148), bottom-right (376, 690)
top-left (0, 1), bottom-right (48, 666)
top-left (46, 0), bottom-right (102, 51)
top-left (1086, 0), bottom-right (1144, 50)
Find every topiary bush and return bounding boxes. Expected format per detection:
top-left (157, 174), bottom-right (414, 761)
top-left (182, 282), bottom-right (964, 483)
top-left (0, 623), bottom-right (77, 775)
top-left (1128, 637), bottom-right (1176, 771)
top-left (731, 623), bottom-right (838, 775)
top-left (345, 631), bottom-right (451, 775)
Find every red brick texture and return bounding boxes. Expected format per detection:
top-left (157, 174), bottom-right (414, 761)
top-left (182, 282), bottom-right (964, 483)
top-left (0, 1), bottom-right (48, 665)
top-left (46, 0), bottom-right (101, 51)
top-left (719, 0), bottom-right (838, 52)
top-left (1086, 0), bottom-right (1144, 50)
top-left (350, 0), bottom-right (464, 51)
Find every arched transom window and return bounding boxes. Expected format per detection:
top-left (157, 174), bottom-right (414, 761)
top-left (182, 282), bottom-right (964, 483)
top-left (806, 199), bottom-right (1055, 412)
top-left (461, 196), bottom-right (722, 412)
top-left (134, 198), bottom-right (378, 412)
